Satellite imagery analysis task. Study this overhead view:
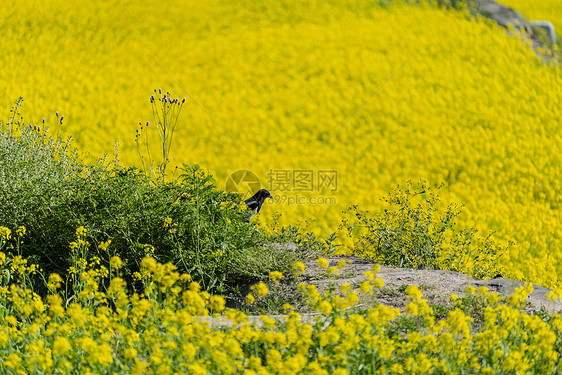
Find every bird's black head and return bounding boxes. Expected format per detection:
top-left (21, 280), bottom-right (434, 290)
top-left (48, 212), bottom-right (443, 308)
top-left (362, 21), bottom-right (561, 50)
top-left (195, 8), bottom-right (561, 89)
top-left (257, 189), bottom-right (273, 200)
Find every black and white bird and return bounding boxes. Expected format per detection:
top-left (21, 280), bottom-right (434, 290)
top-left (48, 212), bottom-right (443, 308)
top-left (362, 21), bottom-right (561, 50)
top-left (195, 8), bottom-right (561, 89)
top-left (244, 189), bottom-right (273, 221)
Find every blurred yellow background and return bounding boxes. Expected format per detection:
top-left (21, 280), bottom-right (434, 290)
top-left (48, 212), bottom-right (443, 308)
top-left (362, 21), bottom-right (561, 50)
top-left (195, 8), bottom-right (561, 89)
top-left (1, 0), bottom-right (561, 286)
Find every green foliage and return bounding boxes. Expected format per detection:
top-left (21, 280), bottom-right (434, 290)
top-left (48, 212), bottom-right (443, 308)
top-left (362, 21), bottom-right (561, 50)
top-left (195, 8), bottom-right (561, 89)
top-left (0, 100), bottom-right (311, 295)
top-left (342, 181), bottom-right (507, 279)
top-left (0, 99), bottom-right (80, 238)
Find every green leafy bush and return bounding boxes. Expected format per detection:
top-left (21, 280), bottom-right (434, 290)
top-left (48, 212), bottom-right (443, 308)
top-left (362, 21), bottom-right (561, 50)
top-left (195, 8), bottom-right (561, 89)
top-left (0, 99), bottom-right (314, 295)
top-left (341, 181), bottom-right (508, 279)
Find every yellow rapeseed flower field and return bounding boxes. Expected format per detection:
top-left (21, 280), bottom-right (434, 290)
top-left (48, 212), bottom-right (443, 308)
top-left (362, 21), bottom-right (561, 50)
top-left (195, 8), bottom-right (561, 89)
top-left (0, 244), bottom-right (561, 374)
top-left (1, 0), bottom-right (561, 286)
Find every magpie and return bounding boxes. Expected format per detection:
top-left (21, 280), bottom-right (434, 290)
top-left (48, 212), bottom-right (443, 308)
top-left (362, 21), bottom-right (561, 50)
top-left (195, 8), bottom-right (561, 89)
top-left (245, 189), bottom-right (273, 221)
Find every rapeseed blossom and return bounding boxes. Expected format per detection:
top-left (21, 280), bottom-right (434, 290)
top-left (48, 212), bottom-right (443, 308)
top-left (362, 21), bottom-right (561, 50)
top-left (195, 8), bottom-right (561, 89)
top-left (293, 261), bottom-right (305, 275)
top-left (269, 271), bottom-right (283, 282)
top-left (0, 227), bottom-right (11, 243)
top-left (250, 282), bottom-right (269, 297)
top-left (0, 245), bottom-right (559, 374)
top-left (316, 258), bottom-right (329, 269)
top-left (2, 0), bottom-right (561, 288)
top-left (0, 0), bottom-right (562, 372)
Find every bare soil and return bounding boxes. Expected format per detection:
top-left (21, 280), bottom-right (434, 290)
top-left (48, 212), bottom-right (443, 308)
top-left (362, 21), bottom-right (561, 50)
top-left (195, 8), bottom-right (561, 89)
top-left (301, 255), bottom-right (562, 315)
top-left (205, 255), bottom-right (561, 327)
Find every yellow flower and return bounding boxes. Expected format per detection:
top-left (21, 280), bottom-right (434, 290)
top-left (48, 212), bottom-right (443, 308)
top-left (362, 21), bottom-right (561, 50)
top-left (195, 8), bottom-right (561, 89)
top-left (282, 303), bottom-right (294, 312)
top-left (269, 271), bottom-right (283, 282)
top-left (209, 295), bottom-right (226, 312)
top-left (245, 292), bottom-right (255, 304)
top-left (124, 348), bottom-right (138, 359)
top-left (75, 226), bottom-right (87, 238)
top-left (110, 256), bottom-right (123, 270)
top-left (4, 353), bottom-right (21, 369)
top-left (5, 316), bottom-right (17, 328)
top-left (189, 281), bottom-right (201, 292)
top-left (46, 294), bottom-right (65, 318)
top-left (52, 337), bottom-right (72, 356)
top-left (363, 271), bottom-right (375, 281)
top-left (98, 240), bottom-right (111, 252)
top-left (250, 282), bottom-right (268, 297)
top-left (316, 257), bottom-right (329, 269)
top-left (0, 227), bottom-right (11, 241)
top-left (405, 285), bottom-right (423, 300)
top-left (133, 360), bottom-right (150, 375)
top-left (47, 273), bottom-right (63, 291)
top-left (15, 226), bottom-right (26, 238)
top-left (266, 349), bottom-right (283, 371)
top-left (164, 217), bottom-right (173, 228)
top-left (340, 283), bottom-right (352, 295)
top-left (293, 261), bottom-right (305, 274)
top-left (373, 277), bottom-right (385, 288)
top-left (143, 244), bottom-right (155, 255)
top-left (359, 281), bottom-right (372, 294)
top-left (69, 242), bottom-right (79, 253)
top-left (318, 300), bottom-right (332, 315)
top-left (464, 286), bottom-right (476, 294)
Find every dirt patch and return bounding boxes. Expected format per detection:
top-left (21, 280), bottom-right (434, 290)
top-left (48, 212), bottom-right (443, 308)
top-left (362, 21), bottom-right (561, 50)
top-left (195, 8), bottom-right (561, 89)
top-left (209, 255), bottom-right (561, 328)
top-left (301, 255), bottom-right (562, 315)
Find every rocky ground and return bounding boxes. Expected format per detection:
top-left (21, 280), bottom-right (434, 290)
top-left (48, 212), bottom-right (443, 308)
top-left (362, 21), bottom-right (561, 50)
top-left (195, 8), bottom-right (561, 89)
top-left (471, 0), bottom-right (558, 62)
top-left (205, 255), bottom-right (561, 327)
top-left (301, 255), bottom-right (562, 315)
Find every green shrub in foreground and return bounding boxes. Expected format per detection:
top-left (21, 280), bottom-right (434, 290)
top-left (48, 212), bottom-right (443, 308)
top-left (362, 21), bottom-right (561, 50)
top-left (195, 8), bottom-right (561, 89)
top-left (342, 181), bottom-right (508, 279)
top-left (0, 100), bottom-right (319, 294)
